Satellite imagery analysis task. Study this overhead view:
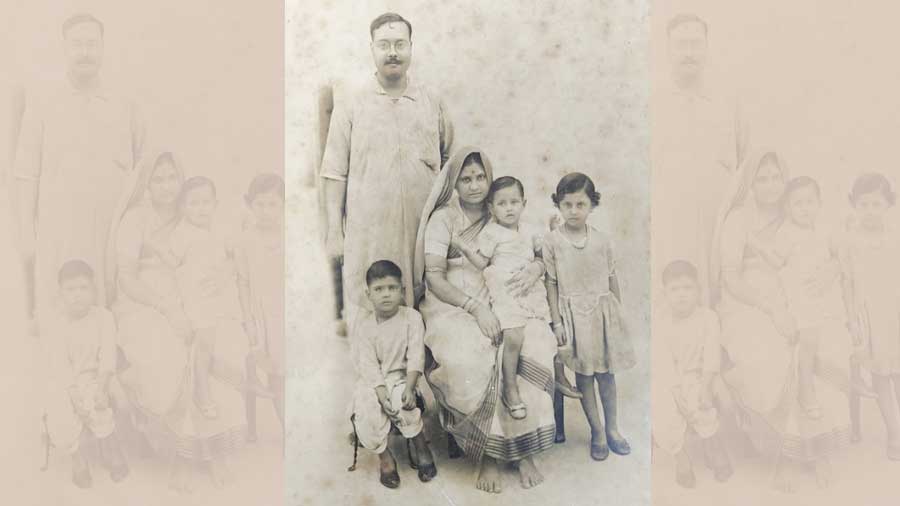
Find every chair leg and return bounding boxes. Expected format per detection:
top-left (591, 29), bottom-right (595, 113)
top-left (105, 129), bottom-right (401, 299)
top-left (245, 354), bottom-right (258, 443)
top-left (447, 432), bottom-right (463, 459)
top-left (850, 361), bottom-right (862, 443)
top-left (554, 389), bottom-right (566, 443)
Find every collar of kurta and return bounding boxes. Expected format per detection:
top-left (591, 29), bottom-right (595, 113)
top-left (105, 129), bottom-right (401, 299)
top-left (69, 80), bottom-right (109, 102)
top-left (372, 73), bottom-right (421, 101)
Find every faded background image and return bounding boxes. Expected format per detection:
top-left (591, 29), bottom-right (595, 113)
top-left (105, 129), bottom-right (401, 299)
top-left (286, 1), bottom-right (650, 505)
top-left (0, 1), bottom-right (283, 504)
top-left (652, 1), bottom-right (900, 505)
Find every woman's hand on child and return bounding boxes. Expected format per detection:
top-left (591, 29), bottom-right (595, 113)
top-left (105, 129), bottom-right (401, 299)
top-left (506, 262), bottom-right (542, 298)
top-left (449, 230), bottom-right (467, 252)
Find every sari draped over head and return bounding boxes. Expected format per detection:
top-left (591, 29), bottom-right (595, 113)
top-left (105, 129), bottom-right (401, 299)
top-left (413, 145), bottom-right (557, 463)
top-left (105, 149), bottom-right (185, 306)
top-left (709, 148), bottom-right (789, 300)
top-left (413, 145), bottom-right (494, 290)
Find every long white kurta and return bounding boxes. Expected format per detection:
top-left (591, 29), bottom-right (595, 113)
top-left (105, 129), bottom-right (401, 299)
top-left (320, 76), bottom-right (452, 333)
top-left (14, 84), bottom-right (145, 321)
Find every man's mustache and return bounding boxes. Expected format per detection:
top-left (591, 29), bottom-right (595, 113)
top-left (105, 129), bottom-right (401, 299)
top-left (680, 58), bottom-right (699, 65)
top-left (77, 58), bottom-right (96, 65)
top-left (384, 58), bottom-right (402, 65)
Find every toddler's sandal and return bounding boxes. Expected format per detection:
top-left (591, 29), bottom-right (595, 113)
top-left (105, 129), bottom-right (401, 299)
top-left (501, 395), bottom-right (527, 420)
top-left (199, 403), bottom-right (219, 419)
top-left (888, 445), bottom-right (900, 461)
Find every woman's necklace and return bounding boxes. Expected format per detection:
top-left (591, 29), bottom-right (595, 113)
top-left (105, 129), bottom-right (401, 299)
top-left (561, 224), bottom-right (589, 249)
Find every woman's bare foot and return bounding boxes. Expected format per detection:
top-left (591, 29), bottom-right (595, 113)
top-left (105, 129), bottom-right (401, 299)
top-left (169, 459), bottom-right (193, 495)
top-left (209, 459), bottom-right (231, 489)
top-left (475, 456), bottom-right (502, 494)
top-left (815, 458), bottom-right (832, 489)
top-left (773, 459), bottom-right (794, 494)
top-left (501, 385), bottom-right (527, 420)
top-left (514, 456), bottom-right (544, 489)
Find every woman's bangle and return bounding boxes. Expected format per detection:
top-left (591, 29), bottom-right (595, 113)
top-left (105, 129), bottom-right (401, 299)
top-left (551, 321), bottom-right (563, 330)
top-left (462, 297), bottom-right (475, 313)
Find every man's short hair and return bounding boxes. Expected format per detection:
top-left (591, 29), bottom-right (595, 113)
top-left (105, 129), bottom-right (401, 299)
top-left (366, 260), bottom-right (403, 286)
top-left (667, 13), bottom-right (707, 39)
top-left (62, 13), bottom-right (104, 39)
top-left (58, 259), bottom-right (95, 285)
top-left (662, 260), bottom-right (698, 286)
top-left (370, 12), bottom-right (412, 41)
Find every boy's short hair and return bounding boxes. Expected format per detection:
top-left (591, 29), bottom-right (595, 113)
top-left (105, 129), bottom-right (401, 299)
top-left (662, 260), bottom-right (698, 286)
top-left (366, 260), bottom-right (402, 286)
top-left (58, 259), bottom-right (95, 285)
top-left (487, 176), bottom-right (525, 203)
top-left (245, 173), bottom-right (285, 205)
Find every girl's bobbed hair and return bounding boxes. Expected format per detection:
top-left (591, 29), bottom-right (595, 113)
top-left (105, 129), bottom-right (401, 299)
top-left (849, 172), bottom-right (896, 206)
top-left (551, 172), bottom-right (601, 207)
top-left (245, 173), bottom-right (285, 205)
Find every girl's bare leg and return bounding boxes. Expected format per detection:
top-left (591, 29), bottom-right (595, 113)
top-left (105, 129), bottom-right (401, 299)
top-left (475, 456), bottom-right (502, 493)
top-left (797, 328), bottom-right (821, 418)
top-left (512, 456), bottom-right (544, 489)
top-left (872, 374), bottom-right (900, 450)
top-left (597, 373), bottom-right (630, 454)
top-left (208, 457), bottom-right (231, 489)
top-left (270, 373), bottom-right (285, 428)
top-left (501, 328), bottom-right (526, 409)
top-left (576, 373), bottom-right (608, 459)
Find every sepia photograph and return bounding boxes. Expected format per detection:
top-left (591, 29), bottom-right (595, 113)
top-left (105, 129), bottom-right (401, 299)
top-left (287, 1), bottom-right (650, 505)
top-left (651, 2), bottom-right (900, 505)
top-left (0, 2), bottom-right (284, 504)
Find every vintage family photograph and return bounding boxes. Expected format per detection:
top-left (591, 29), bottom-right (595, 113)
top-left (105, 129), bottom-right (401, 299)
top-left (0, 2), bottom-right (284, 504)
top-left (651, 2), bottom-right (900, 505)
top-left (287, 1), bottom-right (651, 505)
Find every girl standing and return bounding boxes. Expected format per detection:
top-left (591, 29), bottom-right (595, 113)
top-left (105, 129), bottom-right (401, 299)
top-left (543, 172), bottom-right (636, 461)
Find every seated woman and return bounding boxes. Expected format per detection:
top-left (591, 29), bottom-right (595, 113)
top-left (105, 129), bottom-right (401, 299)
top-left (711, 149), bottom-right (850, 492)
top-left (108, 151), bottom-right (250, 493)
top-left (413, 146), bottom-right (557, 494)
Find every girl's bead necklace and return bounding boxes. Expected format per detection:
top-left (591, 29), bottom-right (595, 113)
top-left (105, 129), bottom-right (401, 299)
top-left (562, 224), bottom-right (589, 249)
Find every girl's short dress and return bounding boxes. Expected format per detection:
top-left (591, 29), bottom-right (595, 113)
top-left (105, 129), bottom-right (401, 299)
top-left (543, 225), bottom-right (635, 375)
top-left (477, 222), bottom-right (550, 329)
top-left (846, 227), bottom-right (900, 376)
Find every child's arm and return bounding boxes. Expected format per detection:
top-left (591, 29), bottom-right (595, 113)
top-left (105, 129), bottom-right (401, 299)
top-left (402, 311), bottom-right (426, 410)
top-left (834, 234), bottom-right (862, 345)
top-left (451, 230), bottom-right (490, 270)
top-left (233, 239), bottom-right (258, 347)
top-left (542, 239), bottom-right (566, 346)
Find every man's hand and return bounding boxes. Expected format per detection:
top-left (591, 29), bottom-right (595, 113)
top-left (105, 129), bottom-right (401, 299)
top-left (326, 227), bottom-right (344, 260)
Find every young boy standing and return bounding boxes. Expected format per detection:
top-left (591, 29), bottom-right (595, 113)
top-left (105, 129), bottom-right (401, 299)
top-left (652, 260), bottom-right (732, 488)
top-left (42, 260), bottom-right (129, 488)
top-left (351, 260), bottom-right (437, 489)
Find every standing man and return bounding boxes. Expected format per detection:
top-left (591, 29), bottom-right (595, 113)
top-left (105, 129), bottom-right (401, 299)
top-left (14, 13), bottom-right (146, 325)
top-left (652, 13), bottom-right (748, 305)
top-left (321, 12), bottom-right (453, 331)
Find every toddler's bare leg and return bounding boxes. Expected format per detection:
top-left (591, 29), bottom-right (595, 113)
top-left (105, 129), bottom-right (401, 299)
top-left (501, 327), bottom-right (526, 412)
top-left (873, 374), bottom-right (900, 455)
top-left (797, 327), bottom-right (821, 418)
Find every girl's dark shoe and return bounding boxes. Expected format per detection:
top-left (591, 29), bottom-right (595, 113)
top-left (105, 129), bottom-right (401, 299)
top-left (418, 462), bottom-right (437, 482)
top-left (590, 441), bottom-right (609, 461)
top-left (607, 435), bottom-right (631, 456)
